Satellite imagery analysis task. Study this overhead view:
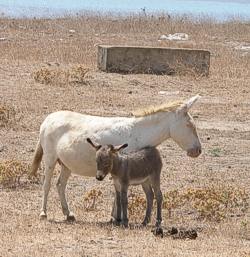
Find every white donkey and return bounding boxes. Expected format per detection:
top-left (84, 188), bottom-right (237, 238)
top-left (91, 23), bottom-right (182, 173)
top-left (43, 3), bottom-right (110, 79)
top-left (30, 95), bottom-right (202, 221)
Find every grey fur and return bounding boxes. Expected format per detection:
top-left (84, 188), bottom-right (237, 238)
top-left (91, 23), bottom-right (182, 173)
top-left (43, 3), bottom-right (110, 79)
top-left (87, 138), bottom-right (163, 228)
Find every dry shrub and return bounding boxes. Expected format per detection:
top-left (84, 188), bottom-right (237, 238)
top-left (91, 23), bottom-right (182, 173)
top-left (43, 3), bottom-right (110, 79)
top-left (0, 104), bottom-right (15, 127)
top-left (83, 188), bottom-right (103, 211)
top-left (69, 65), bottom-right (89, 84)
top-left (33, 65), bottom-right (89, 85)
top-left (163, 189), bottom-right (186, 218)
top-left (163, 186), bottom-right (249, 222)
top-left (128, 193), bottom-right (147, 222)
top-left (0, 160), bottom-right (28, 187)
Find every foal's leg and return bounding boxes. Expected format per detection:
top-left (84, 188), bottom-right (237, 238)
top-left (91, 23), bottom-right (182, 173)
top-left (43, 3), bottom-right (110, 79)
top-left (56, 164), bottom-right (75, 221)
top-left (151, 175), bottom-right (163, 227)
top-left (40, 155), bottom-right (57, 219)
top-left (120, 184), bottom-right (129, 228)
top-left (111, 196), bottom-right (120, 222)
top-left (112, 181), bottom-right (122, 225)
top-left (115, 189), bottom-right (122, 225)
top-left (141, 182), bottom-right (154, 226)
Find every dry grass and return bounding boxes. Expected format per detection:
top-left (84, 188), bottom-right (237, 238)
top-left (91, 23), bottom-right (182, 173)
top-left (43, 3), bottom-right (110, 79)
top-left (83, 188), bottom-right (103, 210)
top-left (0, 160), bottom-right (29, 186)
top-left (0, 13), bottom-right (250, 257)
top-left (164, 186), bottom-right (249, 221)
top-left (80, 184), bottom-right (249, 227)
top-left (0, 104), bottom-right (15, 127)
top-left (33, 65), bottom-right (89, 85)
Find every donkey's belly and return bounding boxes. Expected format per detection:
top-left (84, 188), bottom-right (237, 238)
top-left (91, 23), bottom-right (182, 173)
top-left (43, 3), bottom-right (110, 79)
top-left (129, 177), bottom-right (149, 186)
top-left (57, 134), bottom-right (97, 177)
top-left (67, 163), bottom-right (96, 177)
top-left (60, 153), bottom-right (97, 177)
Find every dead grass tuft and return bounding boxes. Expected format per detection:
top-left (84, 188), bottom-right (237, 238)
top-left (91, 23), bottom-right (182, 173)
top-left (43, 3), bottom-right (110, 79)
top-left (128, 193), bottom-right (147, 222)
top-left (80, 185), bottom-right (249, 222)
top-left (0, 104), bottom-right (15, 127)
top-left (121, 186), bottom-right (249, 223)
top-left (0, 160), bottom-right (29, 187)
top-left (163, 186), bottom-right (249, 222)
top-left (83, 188), bottom-right (103, 211)
top-left (33, 65), bottom-right (89, 85)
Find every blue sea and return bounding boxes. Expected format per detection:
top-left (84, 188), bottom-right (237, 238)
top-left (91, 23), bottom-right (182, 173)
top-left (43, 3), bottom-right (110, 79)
top-left (0, 0), bottom-right (250, 20)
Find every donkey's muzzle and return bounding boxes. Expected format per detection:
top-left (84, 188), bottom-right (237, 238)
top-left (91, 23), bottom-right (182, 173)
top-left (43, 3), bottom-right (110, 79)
top-left (187, 147), bottom-right (201, 158)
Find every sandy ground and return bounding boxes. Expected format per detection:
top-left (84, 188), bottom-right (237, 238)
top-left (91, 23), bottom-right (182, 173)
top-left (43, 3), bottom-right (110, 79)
top-left (0, 16), bottom-right (250, 257)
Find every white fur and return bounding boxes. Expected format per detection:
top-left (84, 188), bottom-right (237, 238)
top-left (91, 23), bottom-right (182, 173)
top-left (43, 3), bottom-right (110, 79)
top-left (35, 95), bottom-right (201, 219)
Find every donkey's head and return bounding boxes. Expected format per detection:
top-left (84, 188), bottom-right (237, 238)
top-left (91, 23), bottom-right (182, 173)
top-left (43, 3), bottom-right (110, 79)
top-left (87, 138), bottom-right (128, 181)
top-left (170, 95), bottom-right (202, 158)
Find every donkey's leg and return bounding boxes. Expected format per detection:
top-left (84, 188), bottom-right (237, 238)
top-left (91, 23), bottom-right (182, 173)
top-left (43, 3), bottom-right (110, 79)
top-left (56, 164), bottom-right (75, 221)
top-left (111, 185), bottom-right (123, 223)
top-left (151, 176), bottom-right (163, 227)
top-left (111, 197), bottom-right (118, 221)
top-left (141, 182), bottom-right (154, 226)
top-left (115, 189), bottom-right (122, 225)
top-left (40, 155), bottom-right (57, 219)
top-left (120, 185), bottom-right (129, 228)
top-left (111, 181), bottom-right (122, 225)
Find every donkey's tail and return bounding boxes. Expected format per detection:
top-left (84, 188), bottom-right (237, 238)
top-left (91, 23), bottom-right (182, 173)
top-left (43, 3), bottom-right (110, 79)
top-left (29, 139), bottom-right (43, 177)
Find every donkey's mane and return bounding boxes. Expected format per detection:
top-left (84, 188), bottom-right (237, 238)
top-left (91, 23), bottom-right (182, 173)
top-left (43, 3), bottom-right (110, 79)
top-left (132, 100), bottom-right (184, 117)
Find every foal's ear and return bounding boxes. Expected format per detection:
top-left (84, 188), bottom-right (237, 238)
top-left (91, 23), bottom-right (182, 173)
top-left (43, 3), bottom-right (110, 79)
top-left (179, 95), bottom-right (201, 113)
top-left (86, 138), bottom-right (102, 151)
top-left (112, 143), bottom-right (128, 152)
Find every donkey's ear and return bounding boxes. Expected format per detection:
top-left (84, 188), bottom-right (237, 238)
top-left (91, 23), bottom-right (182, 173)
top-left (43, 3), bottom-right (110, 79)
top-left (179, 95), bottom-right (201, 113)
top-left (113, 143), bottom-right (128, 152)
top-left (86, 138), bottom-right (101, 151)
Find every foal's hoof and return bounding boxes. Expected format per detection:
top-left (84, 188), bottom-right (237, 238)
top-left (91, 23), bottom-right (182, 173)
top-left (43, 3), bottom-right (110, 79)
top-left (109, 218), bottom-right (122, 226)
top-left (66, 213), bottom-right (76, 222)
top-left (152, 227), bottom-right (164, 238)
top-left (39, 211), bottom-right (47, 220)
top-left (121, 220), bottom-right (129, 228)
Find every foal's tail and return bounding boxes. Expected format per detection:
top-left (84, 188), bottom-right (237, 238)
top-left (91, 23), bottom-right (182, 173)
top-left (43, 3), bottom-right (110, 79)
top-left (29, 139), bottom-right (43, 177)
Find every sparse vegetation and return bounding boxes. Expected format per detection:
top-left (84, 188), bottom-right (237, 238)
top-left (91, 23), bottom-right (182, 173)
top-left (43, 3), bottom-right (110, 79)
top-left (0, 13), bottom-right (249, 257)
top-left (209, 148), bottom-right (222, 157)
top-left (125, 187), bottom-right (249, 222)
top-left (182, 186), bottom-right (249, 221)
top-left (0, 104), bottom-right (15, 127)
top-left (0, 160), bottom-right (28, 186)
top-left (128, 193), bottom-right (147, 222)
top-left (33, 65), bottom-right (89, 85)
top-left (83, 188), bottom-right (103, 210)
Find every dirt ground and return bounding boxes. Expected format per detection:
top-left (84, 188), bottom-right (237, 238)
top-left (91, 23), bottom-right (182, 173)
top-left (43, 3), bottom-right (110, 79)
top-left (0, 15), bottom-right (250, 257)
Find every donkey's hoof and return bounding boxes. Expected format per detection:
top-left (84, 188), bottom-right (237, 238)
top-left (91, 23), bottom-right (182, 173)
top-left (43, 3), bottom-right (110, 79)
top-left (141, 218), bottom-right (150, 226)
top-left (121, 220), bottom-right (129, 228)
top-left (66, 213), bottom-right (76, 222)
top-left (39, 211), bottom-right (47, 220)
top-left (109, 218), bottom-right (122, 226)
top-left (152, 226), bottom-right (164, 238)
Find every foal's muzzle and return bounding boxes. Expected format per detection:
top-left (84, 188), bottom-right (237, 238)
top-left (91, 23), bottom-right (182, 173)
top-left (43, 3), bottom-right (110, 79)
top-left (96, 174), bottom-right (105, 181)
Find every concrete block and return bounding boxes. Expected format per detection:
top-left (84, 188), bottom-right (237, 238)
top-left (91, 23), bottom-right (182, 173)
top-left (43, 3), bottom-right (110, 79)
top-left (97, 45), bottom-right (210, 76)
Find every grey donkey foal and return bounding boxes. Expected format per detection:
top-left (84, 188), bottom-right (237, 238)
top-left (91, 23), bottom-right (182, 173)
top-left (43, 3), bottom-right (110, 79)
top-left (87, 138), bottom-right (163, 228)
